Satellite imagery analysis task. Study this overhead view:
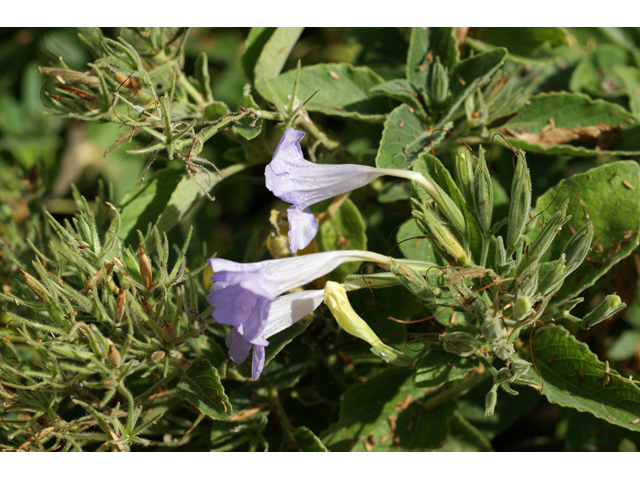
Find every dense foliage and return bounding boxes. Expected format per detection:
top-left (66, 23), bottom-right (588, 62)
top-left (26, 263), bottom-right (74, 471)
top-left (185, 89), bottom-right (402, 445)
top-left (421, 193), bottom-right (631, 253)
top-left (2, 27), bottom-right (640, 452)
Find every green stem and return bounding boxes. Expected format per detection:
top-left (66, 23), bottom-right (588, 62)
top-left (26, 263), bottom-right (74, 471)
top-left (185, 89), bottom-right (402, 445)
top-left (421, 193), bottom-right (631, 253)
top-left (450, 410), bottom-right (494, 452)
top-left (178, 74), bottom-right (206, 107)
top-left (421, 370), bottom-right (490, 412)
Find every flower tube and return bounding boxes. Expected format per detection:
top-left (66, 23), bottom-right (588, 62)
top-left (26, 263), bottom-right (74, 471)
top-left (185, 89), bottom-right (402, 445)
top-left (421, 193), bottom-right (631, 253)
top-left (265, 127), bottom-right (464, 253)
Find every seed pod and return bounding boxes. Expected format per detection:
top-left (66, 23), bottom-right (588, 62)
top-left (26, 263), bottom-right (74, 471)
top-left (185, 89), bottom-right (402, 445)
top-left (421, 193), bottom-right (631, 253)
top-left (421, 172), bottom-right (466, 236)
top-left (538, 254), bottom-right (567, 296)
top-left (485, 385), bottom-right (498, 417)
top-left (140, 295), bottom-right (154, 319)
top-left (107, 342), bottom-right (121, 369)
top-left (517, 262), bottom-right (540, 298)
top-left (517, 199), bottom-right (570, 275)
top-left (413, 200), bottom-right (469, 265)
top-left (139, 242), bottom-right (153, 289)
top-left (562, 221), bottom-right (594, 277)
top-left (162, 321), bottom-right (175, 344)
top-left (506, 152), bottom-right (532, 255)
top-left (455, 149), bottom-right (476, 208)
top-left (494, 366), bottom-right (517, 385)
top-left (115, 288), bottom-right (125, 323)
top-left (481, 315), bottom-right (504, 342)
top-left (102, 378), bottom-right (117, 389)
top-left (389, 259), bottom-right (437, 303)
top-left (151, 350), bottom-right (166, 363)
top-left (474, 148), bottom-right (493, 235)
top-left (579, 294), bottom-right (626, 330)
top-left (440, 332), bottom-right (480, 357)
top-left (511, 359), bottom-right (531, 376)
top-left (18, 268), bottom-right (48, 301)
top-left (514, 296), bottom-right (532, 321)
top-left (82, 262), bottom-right (114, 295)
top-left (428, 56), bottom-right (450, 108)
top-left (491, 338), bottom-right (515, 361)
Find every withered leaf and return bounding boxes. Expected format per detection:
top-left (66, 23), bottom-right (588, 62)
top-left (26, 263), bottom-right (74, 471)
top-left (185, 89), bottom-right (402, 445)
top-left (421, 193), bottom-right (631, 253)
top-left (502, 123), bottom-right (622, 151)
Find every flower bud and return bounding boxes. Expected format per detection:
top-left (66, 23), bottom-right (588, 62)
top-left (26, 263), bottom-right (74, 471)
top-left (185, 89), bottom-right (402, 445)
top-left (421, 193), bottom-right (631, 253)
top-left (455, 149), bottom-right (476, 208)
top-left (389, 259), bottom-right (437, 303)
top-left (107, 342), bottom-right (121, 369)
top-left (140, 295), bottom-right (154, 319)
top-left (115, 288), bottom-right (125, 323)
top-left (474, 149), bottom-right (493, 235)
top-left (576, 295), bottom-right (626, 330)
top-left (428, 56), bottom-right (450, 108)
top-left (511, 359), bottom-right (531, 376)
top-left (506, 152), bottom-right (532, 255)
top-left (517, 262), bottom-right (539, 298)
top-left (494, 236), bottom-right (514, 274)
top-left (102, 378), bottom-right (117, 389)
top-left (481, 315), bottom-right (504, 342)
top-left (413, 201), bottom-right (469, 265)
top-left (561, 222), bottom-right (594, 277)
top-left (491, 338), bottom-right (515, 361)
top-left (494, 366), bottom-right (517, 385)
top-left (370, 342), bottom-right (413, 368)
top-left (151, 350), bottom-right (166, 363)
top-left (440, 331), bottom-right (480, 357)
top-left (139, 242), bottom-right (153, 289)
top-left (18, 268), bottom-right (49, 302)
top-left (514, 296), bottom-right (532, 321)
top-left (538, 254), bottom-right (566, 296)
top-left (485, 385), bottom-right (498, 417)
top-left (162, 321), bottom-right (175, 344)
top-left (517, 199), bottom-right (570, 275)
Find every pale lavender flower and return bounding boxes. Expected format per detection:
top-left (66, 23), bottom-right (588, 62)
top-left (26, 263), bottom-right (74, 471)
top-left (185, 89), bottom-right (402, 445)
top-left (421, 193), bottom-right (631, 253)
top-left (225, 289), bottom-right (324, 380)
top-left (265, 127), bottom-right (385, 253)
top-left (207, 250), bottom-right (390, 352)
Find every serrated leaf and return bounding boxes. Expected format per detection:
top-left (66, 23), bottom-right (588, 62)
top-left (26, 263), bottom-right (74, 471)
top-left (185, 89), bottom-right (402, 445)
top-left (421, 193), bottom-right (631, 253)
top-left (527, 326), bottom-right (640, 432)
top-left (501, 92), bottom-right (640, 156)
top-left (414, 345), bottom-right (478, 387)
top-left (529, 161), bottom-right (640, 305)
top-left (369, 79), bottom-right (426, 117)
top-left (254, 27), bottom-right (304, 84)
top-left (443, 48), bottom-right (507, 125)
top-left (321, 369), bottom-right (454, 451)
top-left (177, 358), bottom-right (232, 421)
top-left (255, 63), bottom-right (393, 121)
top-left (290, 426), bottom-right (328, 452)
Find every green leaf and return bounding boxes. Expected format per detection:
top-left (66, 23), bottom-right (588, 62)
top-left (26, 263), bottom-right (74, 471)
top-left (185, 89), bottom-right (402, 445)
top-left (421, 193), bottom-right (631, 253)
top-left (253, 27), bottom-right (304, 84)
top-left (433, 410), bottom-right (493, 452)
top-left (569, 44), bottom-right (628, 98)
top-left (530, 161), bottom-right (640, 305)
top-left (527, 326), bottom-right (640, 432)
top-left (255, 63), bottom-right (393, 122)
top-left (564, 409), bottom-right (640, 452)
top-left (321, 369), bottom-right (454, 451)
top-left (500, 92), bottom-right (640, 156)
top-left (397, 219), bottom-right (442, 263)
top-left (472, 27), bottom-right (569, 58)
top-left (369, 79), bottom-right (426, 117)
top-left (312, 198), bottom-right (367, 282)
top-left (443, 48), bottom-right (507, 125)
top-left (262, 337), bottom-right (312, 389)
top-left (236, 84), bottom-right (263, 140)
top-left (177, 358), bottom-right (232, 421)
top-left (607, 330), bottom-right (640, 362)
top-left (414, 345), bottom-right (478, 387)
top-left (614, 65), bottom-right (640, 116)
top-left (406, 27), bottom-right (429, 92)
top-left (290, 426), bottom-right (328, 452)
top-left (430, 27), bottom-right (459, 69)
top-left (375, 104), bottom-right (446, 170)
top-left (241, 27), bottom-right (277, 84)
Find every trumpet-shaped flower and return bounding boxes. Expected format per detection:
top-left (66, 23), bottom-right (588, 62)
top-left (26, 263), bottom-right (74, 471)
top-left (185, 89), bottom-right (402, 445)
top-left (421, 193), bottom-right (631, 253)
top-left (225, 289), bottom-right (325, 380)
top-left (207, 250), bottom-right (390, 347)
top-left (265, 127), bottom-right (464, 253)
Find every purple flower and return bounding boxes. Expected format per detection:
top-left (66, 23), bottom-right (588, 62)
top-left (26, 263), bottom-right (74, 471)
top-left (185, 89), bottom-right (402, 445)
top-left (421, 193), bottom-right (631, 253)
top-left (265, 127), bottom-right (385, 253)
top-left (225, 289), bottom-right (324, 380)
top-left (207, 250), bottom-right (389, 359)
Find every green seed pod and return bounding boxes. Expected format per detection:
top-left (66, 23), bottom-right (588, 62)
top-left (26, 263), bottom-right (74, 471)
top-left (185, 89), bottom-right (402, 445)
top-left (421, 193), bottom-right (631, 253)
top-left (517, 199), bottom-right (570, 275)
top-left (440, 332), bottom-right (480, 357)
top-left (485, 385), bottom-right (498, 417)
top-left (562, 222), bottom-right (594, 277)
top-left (538, 254), bottom-right (567, 296)
top-left (389, 259), bottom-right (437, 303)
top-left (506, 152), bottom-right (532, 255)
top-left (428, 56), bottom-right (450, 108)
top-left (481, 316), bottom-right (504, 342)
top-left (455, 149), bottom-right (476, 208)
top-left (491, 338), bottom-right (515, 361)
top-left (517, 262), bottom-right (540, 298)
top-left (494, 236), bottom-right (514, 274)
top-left (511, 359), bottom-right (531, 376)
top-left (421, 172), bottom-right (466, 235)
top-left (474, 148), bottom-right (493, 235)
top-left (494, 366), bottom-right (517, 385)
top-left (578, 295), bottom-right (626, 330)
top-left (413, 200), bottom-right (469, 265)
top-left (514, 296), bottom-right (532, 321)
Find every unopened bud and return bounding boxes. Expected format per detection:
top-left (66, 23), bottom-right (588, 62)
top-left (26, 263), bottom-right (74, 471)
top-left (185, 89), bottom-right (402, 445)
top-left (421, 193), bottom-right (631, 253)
top-left (140, 295), bottom-right (154, 319)
top-left (414, 201), bottom-right (468, 264)
top-left (538, 255), bottom-right (567, 296)
top-left (518, 199), bottom-right (570, 275)
top-left (474, 148), bottom-right (493, 235)
top-left (107, 342), bottom-right (121, 369)
top-left (151, 350), bottom-right (166, 363)
top-left (485, 385), bottom-right (498, 417)
top-left (102, 378), bottom-right (117, 389)
top-left (494, 236), bottom-right (514, 274)
top-left (162, 321), bottom-right (175, 343)
top-left (115, 288), bottom-right (125, 323)
top-left (481, 316), bottom-right (504, 342)
top-left (506, 152), bottom-right (532, 255)
top-left (491, 338), bottom-right (515, 361)
top-left (494, 366), bottom-right (517, 385)
top-left (517, 263), bottom-right (539, 298)
top-left (576, 294), bottom-right (626, 330)
top-left (455, 149), bottom-right (476, 208)
top-left (562, 222), bottom-right (594, 277)
top-left (139, 242), bottom-right (153, 289)
top-left (370, 342), bottom-right (413, 367)
top-left (428, 56), bottom-right (449, 108)
top-left (18, 268), bottom-right (48, 302)
top-left (440, 331), bottom-right (480, 357)
top-left (511, 359), bottom-right (531, 376)
top-left (514, 296), bottom-right (532, 321)
top-left (389, 259), bottom-right (437, 303)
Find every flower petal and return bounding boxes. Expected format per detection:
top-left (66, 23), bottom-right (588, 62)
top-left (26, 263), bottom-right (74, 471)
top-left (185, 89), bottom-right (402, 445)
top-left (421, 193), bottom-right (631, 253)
top-left (251, 345), bottom-right (266, 381)
top-left (225, 327), bottom-right (252, 364)
top-left (286, 206), bottom-right (319, 253)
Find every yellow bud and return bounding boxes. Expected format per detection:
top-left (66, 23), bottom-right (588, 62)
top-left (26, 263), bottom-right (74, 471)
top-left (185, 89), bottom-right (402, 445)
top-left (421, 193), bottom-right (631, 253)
top-left (323, 281), bottom-right (380, 346)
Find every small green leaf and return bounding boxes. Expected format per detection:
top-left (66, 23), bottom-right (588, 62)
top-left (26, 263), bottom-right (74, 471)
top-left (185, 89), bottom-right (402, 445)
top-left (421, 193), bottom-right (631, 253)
top-left (430, 27), bottom-right (460, 69)
top-left (406, 27), bottom-right (429, 92)
top-left (241, 27), bottom-right (277, 84)
top-left (397, 219), bottom-right (442, 263)
top-left (529, 161), bottom-right (640, 305)
top-left (290, 426), bottom-right (328, 452)
top-left (472, 27), bottom-right (569, 58)
top-left (236, 84), bottom-right (263, 140)
top-left (614, 65), bottom-right (640, 116)
top-left (414, 345), bottom-right (478, 387)
top-left (177, 358), bottom-right (232, 421)
top-left (255, 63), bottom-right (393, 121)
top-left (253, 27), bottom-right (304, 84)
top-left (527, 326), bottom-right (640, 432)
top-left (370, 79), bottom-right (426, 117)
